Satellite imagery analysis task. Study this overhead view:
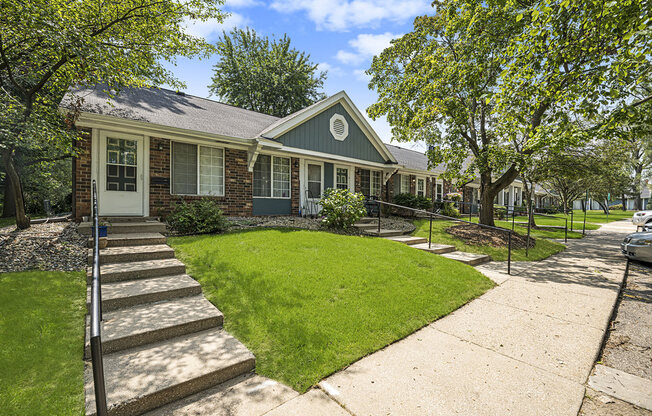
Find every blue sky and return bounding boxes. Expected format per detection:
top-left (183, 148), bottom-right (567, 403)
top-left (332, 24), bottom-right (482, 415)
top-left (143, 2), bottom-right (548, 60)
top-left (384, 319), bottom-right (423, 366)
top-left (163, 0), bottom-right (434, 151)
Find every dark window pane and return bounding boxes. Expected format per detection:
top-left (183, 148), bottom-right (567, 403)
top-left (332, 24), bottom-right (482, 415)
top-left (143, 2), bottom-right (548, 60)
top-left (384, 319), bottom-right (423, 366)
top-left (172, 142), bottom-right (197, 194)
top-left (253, 155), bottom-right (271, 197)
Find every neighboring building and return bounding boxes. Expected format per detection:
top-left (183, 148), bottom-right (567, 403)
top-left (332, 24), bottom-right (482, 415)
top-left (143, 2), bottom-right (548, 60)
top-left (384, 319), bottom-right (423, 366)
top-left (68, 86), bottom-right (532, 220)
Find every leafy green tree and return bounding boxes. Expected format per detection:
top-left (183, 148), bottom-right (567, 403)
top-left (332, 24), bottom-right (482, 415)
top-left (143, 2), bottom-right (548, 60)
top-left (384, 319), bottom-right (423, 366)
top-left (209, 28), bottom-right (326, 117)
top-left (367, 0), bottom-right (649, 225)
top-left (0, 0), bottom-right (226, 228)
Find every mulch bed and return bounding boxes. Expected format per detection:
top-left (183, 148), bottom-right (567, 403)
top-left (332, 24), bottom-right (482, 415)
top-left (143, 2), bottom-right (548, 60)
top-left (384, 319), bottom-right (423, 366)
top-left (446, 223), bottom-right (535, 249)
top-left (0, 222), bottom-right (87, 273)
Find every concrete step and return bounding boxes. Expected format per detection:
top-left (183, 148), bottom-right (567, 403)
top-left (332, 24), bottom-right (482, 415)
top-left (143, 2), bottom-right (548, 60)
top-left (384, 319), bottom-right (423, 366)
top-left (353, 222), bottom-right (379, 230)
top-left (363, 229), bottom-right (405, 237)
top-left (87, 258), bottom-right (185, 284)
top-left (99, 216), bottom-right (160, 223)
top-left (440, 251), bottom-right (491, 266)
top-left (84, 295), bottom-right (223, 359)
top-left (383, 235), bottom-right (428, 245)
top-left (90, 232), bottom-right (167, 248)
top-left (358, 217), bottom-right (376, 224)
top-left (79, 221), bottom-right (167, 236)
top-left (84, 328), bottom-right (255, 416)
top-left (86, 274), bottom-right (202, 313)
top-left (88, 244), bottom-right (175, 265)
top-left (411, 242), bottom-right (457, 254)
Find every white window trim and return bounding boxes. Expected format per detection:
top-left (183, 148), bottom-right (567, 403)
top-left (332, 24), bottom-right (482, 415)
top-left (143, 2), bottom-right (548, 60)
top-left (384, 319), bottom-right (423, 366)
top-left (253, 154), bottom-right (292, 199)
top-left (362, 168), bottom-right (382, 197)
top-left (329, 113), bottom-right (349, 141)
top-left (400, 174), bottom-right (411, 194)
top-left (170, 141), bottom-right (225, 197)
top-left (334, 164), bottom-right (353, 191)
top-left (435, 179), bottom-right (443, 201)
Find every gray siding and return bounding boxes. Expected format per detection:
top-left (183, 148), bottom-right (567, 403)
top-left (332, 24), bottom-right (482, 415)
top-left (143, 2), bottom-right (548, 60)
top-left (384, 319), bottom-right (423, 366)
top-left (276, 103), bottom-right (386, 163)
top-left (252, 198), bottom-right (291, 215)
top-left (324, 163), bottom-right (334, 189)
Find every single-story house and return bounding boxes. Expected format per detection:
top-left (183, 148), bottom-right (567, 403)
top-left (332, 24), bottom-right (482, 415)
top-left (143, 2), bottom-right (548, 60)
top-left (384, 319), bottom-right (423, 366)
top-left (68, 86), bottom-right (530, 220)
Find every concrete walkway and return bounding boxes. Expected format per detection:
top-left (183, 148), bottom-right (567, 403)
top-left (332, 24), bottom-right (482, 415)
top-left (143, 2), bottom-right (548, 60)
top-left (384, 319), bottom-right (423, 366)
top-left (150, 220), bottom-right (636, 415)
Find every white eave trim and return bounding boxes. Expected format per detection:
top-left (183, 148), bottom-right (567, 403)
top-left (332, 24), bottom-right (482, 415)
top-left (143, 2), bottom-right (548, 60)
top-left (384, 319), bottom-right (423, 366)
top-left (75, 112), bottom-right (256, 149)
top-left (258, 91), bottom-right (397, 164)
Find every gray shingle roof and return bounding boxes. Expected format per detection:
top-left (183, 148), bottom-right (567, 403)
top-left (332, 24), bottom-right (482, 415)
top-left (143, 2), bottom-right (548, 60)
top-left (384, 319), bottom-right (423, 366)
top-left (65, 85), bottom-right (280, 139)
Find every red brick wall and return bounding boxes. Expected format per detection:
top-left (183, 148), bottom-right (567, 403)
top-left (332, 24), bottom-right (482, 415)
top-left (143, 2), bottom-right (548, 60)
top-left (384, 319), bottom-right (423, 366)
top-left (291, 157), bottom-right (300, 215)
top-left (73, 129), bottom-right (92, 221)
top-left (149, 138), bottom-right (253, 218)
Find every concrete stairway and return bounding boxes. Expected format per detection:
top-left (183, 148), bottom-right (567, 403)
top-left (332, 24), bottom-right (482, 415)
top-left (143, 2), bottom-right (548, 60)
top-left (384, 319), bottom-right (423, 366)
top-left (382, 235), bottom-right (491, 266)
top-left (84, 218), bottom-right (255, 416)
top-left (355, 216), bottom-right (408, 237)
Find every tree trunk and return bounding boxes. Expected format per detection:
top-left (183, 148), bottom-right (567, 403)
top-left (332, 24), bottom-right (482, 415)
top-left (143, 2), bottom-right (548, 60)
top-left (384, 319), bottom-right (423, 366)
top-left (522, 179), bottom-right (537, 228)
top-left (1, 175), bottom-right (16, 217)
top-left (621, 193), bottom-right (627, 211)
top-left (479, 172), bottom-right (496, 226)
top-left (1, 149), bottom-right (30, 229)
top-left (634, 163), bottom-right (643, 211)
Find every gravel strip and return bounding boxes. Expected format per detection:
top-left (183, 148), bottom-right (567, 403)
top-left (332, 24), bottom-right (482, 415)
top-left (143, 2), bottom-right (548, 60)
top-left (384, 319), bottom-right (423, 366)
top-left (0, 222), bottom-right (87, 273)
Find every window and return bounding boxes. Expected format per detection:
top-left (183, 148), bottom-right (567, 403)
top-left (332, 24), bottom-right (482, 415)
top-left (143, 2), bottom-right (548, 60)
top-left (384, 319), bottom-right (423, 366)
top-left (417, 178), bottom-right (425, 197)
top-left (372, 171), bottom-right (382, 197)
top-left (336, 167), bottom-right (349, 190)
top-left (106, 137), bottom-right (137, 192)
top-left (436, 182), bottom-right (443, 201)
top-left (199, 146), bottom-right (224, 196)
top-left (307, 163), bottom-right (322, 198)
top-left (361, 169), bottom-right (381, 197)
top-left (503, 189), bottom-right (510, 206)
top-left (253, 155), bottom-right (291, 198)
top-left (514, 188), bottom-right (521, 206)
top-left (172, 142), bottom-right (224, 196)
top-left (401, 175), bottom-right (410, 194)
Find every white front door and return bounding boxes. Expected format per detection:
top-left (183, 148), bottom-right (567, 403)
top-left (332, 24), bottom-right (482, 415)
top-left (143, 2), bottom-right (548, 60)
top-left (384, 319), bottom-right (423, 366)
top-left (302, 160), bottom-right (323, 215)
top-left (98, 131), bottom-right (145, 216)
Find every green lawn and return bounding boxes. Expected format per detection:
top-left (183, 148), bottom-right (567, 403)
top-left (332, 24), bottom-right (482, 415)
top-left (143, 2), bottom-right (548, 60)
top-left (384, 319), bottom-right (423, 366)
top-left (552, 209), bottom-right (635, 223)
top-left (0, 217), bottom-right (15, 228)
top-left (170, 228), bottom-right (493, 392)
top-left (0, 271), bottom-right (86, 416)
top-left (412, 219), bottom-right (566, 261)
top-left (478, 216), bottom-right (599, 239)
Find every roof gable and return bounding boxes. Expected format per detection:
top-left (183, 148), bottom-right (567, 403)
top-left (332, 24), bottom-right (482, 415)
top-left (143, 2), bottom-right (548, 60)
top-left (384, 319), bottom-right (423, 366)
top-left (259, 91), bottom-right (396, 164)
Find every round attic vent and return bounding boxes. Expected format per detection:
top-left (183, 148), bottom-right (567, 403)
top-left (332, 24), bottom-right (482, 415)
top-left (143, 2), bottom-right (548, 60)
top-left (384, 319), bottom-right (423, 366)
top-left (329, 113), bottom-right (349, 141)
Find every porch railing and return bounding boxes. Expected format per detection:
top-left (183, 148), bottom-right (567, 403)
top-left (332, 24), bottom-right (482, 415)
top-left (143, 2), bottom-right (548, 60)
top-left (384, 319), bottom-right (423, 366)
top-left (90, 179), bottom-right (108, 415)
top-left (375, 200), bottom-right (514, 275)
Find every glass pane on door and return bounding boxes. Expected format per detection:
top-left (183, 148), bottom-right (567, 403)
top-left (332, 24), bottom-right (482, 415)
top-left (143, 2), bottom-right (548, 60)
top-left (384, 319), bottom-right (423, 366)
top-left (106, 137), bottom-right (137, 192)
top-left (307, 164), bottom-right (321, 198)
top-left (336, 168), bottom-right (348, 190)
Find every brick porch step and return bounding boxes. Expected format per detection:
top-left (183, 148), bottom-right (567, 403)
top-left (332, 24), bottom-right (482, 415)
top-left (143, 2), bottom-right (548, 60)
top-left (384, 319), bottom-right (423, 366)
top-left (411, 242), bottom-right (457, 254)
top-left (383, 235), bottom-right (428, 245)
top-left (87, 258), bottom-right (185, 284)
top-left (84, 295), bottom-right (222, 358)
top-left (84, 328), bottom-right (255, 416)
top-left (363, 229), bottom-right (405, 237)
top-left (79, 221), bottom-right (167, 236)
top-left (90, 232), bottom-right (167, 248)
top-left (86, 274), bottom-right (202, 313)
top-left (88, 244), bottom-right (175, 265)
top-left (440, 251), bottom-right (491, 266)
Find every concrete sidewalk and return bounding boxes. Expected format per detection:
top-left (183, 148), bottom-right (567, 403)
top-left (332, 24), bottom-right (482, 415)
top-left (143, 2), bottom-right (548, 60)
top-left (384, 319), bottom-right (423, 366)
top-left (312, 220), bottom-right (635, 415)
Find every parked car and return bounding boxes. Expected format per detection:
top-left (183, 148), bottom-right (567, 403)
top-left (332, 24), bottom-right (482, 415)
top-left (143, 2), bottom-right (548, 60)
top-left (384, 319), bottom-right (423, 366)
top-left (621, 230), bottom-right (652, 263)
top-left (632, 210), bottom-right (652, 227)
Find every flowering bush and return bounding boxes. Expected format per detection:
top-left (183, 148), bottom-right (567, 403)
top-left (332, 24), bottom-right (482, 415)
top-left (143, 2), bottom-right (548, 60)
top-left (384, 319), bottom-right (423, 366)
top-left (319, 188), bottom-right (367, 229)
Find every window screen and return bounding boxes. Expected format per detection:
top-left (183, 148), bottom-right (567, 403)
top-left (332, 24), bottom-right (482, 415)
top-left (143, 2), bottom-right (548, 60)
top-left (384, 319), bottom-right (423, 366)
top-left (172, 142), bottom-right (197, 195)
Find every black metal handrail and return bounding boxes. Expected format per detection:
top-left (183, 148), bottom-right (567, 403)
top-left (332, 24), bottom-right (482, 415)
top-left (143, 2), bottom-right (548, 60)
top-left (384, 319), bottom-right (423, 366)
top-left (506, 206), bottom-right (568, 244)
top-left (90, 180), bottom-right (108, 415)
top-left (375, 200), bottom-right (514, 274)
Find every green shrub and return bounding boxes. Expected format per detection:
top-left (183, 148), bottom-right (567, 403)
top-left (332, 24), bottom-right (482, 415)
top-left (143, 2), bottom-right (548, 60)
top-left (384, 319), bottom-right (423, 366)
top-left (319, 188), bottom-right (367, 229)
top-left (441, 202), bottom-right (460, 218)
top-left (393, 193), bottom-right (431, 210)
top-left (609, 204), bottom-right (623, 210)
top-left (167, 199), bottom-right (228, 234)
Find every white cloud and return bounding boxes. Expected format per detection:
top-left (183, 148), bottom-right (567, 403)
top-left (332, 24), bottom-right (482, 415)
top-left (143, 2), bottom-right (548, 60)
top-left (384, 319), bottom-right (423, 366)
top-left (270, 0), bottom-right (431, 31)
top-left (225, 0), bottom-right (261, 7)
top-left (336, 32), bottom-right (399, 65)
top-left (317, 62), bottom-right (343, 76)
top-left (353, 69), bottom-right (371, 82)
top-left (184, 12), bottom-right (250, 40)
